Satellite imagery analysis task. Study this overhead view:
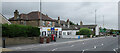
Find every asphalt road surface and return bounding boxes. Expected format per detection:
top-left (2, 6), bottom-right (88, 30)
top-left (13, 36), bottom-right (118, 53)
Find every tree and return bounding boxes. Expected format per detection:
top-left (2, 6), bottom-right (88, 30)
top-left (79, 28), bottom-right (92, 37)
top-left (77, 23), bottom-right (79, 25)
top-left (69, 21), bottom-right (76, 25)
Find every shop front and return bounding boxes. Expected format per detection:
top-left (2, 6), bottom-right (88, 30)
top-left (40, 27), bottom-right (62, 38)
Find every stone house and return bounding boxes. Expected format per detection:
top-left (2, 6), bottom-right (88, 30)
top-left (9, 10), bottom-right (97, 38)
top-left (9, 10), bottom-right (57, 27)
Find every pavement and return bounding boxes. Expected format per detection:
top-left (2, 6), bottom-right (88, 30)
top-left (3, 38), bottom-right (80, 51)
top-left (2, 36), bottom-right (119, 53)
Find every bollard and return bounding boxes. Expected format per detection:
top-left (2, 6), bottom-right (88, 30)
top-left (2, 38), bottom-right (5, 48)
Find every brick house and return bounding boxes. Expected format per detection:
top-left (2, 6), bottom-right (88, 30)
top-left (9, 10), bottom-right (62, 37)
top-left (9, 10), bottom-right (97, 38)
top-left (9, 10), bottom-right (58, 27)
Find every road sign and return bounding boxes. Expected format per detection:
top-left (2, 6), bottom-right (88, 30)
top-left (51, 27), bottom-right (55, 31)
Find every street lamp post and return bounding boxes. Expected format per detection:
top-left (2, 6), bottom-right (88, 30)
top-left (94, 9), bottom-right (97, 36)
top-left (95, 9), bottom-right (97, 25)
top-left (103, 15), bottom-right (104, 28)
top-left (40, 0), bottom-right (42, 36)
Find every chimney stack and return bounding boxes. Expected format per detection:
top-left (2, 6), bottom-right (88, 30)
top-left (14, 10), bottom-right (19, 19)
top-left (80, 21), bottom-right (83, 25)
top-left (58, 16), bottom-right (60, 24)
top-left (67, 19), bottom-right (70, 28)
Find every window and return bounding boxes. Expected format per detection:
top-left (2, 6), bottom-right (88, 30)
top-left (48, 21), bottom-right (52, 26)
top-left (43, 21), bottom-right (46, 26)
top-left (67, 32), bottom-right (70, 35)
top-left (63, 32), bottom-right (66, 35)
top-left (63, 24), bottom-right (66, 27)
top-left (24, 21), bottom-right (26, 25)
top-left (69, 32), bottom-right (72, 35)
top-left (59, 31), bottom-right (62, 35)
top-left (42, 31), bottom-right (46, 36)
top-left (20, 22), bottom-right (23, 24)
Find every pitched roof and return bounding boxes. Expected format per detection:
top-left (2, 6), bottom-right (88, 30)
top-left (9, 11), bottom-right (53, 21)
top-left (62, 25), bottom-right (97, 30)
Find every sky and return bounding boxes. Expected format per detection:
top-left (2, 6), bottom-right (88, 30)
top-left (1, 0), bottom-right (119, 30)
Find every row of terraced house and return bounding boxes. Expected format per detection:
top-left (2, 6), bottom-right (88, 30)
top-left (3, 10), bottom-right (97, 38)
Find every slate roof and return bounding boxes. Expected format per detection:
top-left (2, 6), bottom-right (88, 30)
top-left (8, 11), bottom-right (97, 29)
top-left (62, 25), bottom-right (97, 30)
top-left (9, 11), bottom-right (53, 21)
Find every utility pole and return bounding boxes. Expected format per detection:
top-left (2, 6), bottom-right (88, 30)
top-left (103, 15), bottom-right (104, 28)
top-left (39, 0), bottom-right (42, 36)
top-left (95, 9), bottom-right (97, 25)
top-left (40, 0), bottom-right (42, 26)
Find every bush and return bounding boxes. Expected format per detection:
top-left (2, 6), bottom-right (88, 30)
top-left (2, 24), bottom-right (40, 37)
top-left (79, 28), bottom-right (92, 37)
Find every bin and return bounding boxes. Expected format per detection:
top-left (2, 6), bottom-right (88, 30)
top-left (78, 36), bottom-right (80, 39)
top-left (40, 37), bottom-right (44, 44)
top-left (46, 37), bottom-right (50, 43)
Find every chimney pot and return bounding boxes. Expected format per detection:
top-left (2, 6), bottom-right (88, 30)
top-left (80, 21), bottom-right (83, 25)
top-left (58, 16), bottom-right (60, 24)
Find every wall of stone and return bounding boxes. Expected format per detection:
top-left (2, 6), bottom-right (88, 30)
top-left (4, 37), bottom-right (40, 46)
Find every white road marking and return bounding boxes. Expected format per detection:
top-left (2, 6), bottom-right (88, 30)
top-left (101, 44), bottom-right (104, 46)
top-left (113, 49), bottom-right (116, 51)
top-left (83, 43), bottom-right (85, 44)
top-left (95, 43), bottom-right (104, 47)
top-left (94, 46), bottom-right (97, 49)
top-left (113, 49), bottom-right (117, 53)
top-left (9, 37), bottom-right (106, 50)
top-left (82, 50), bottom-right (85, 53)
top-left (70, 45), bottom-right (74, 47)
top-left (113, 48), bottom-right (118, 53)
top-left (51, 48), bottom-right (58, 51)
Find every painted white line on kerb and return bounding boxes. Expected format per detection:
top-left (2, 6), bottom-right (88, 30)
top-left (95, 44), bottom-right (104, 47)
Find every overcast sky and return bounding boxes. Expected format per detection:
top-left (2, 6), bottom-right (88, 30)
top-left (1, 1), bottom-right (118, 30)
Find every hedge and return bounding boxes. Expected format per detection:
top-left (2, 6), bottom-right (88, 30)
top-left (2, 24), bottom-right (40, 37)
top-left (79, 28), bottom-right (92, 37)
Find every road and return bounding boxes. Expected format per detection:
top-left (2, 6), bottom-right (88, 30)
top-left (12, 36), bottom-right (118, 53)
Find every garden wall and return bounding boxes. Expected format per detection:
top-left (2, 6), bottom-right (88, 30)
top-left (4, 37), bottom-right (40, 46)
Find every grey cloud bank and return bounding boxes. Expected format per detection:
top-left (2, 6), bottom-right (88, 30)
top-left (2, 2), bottom-right (118, 30)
